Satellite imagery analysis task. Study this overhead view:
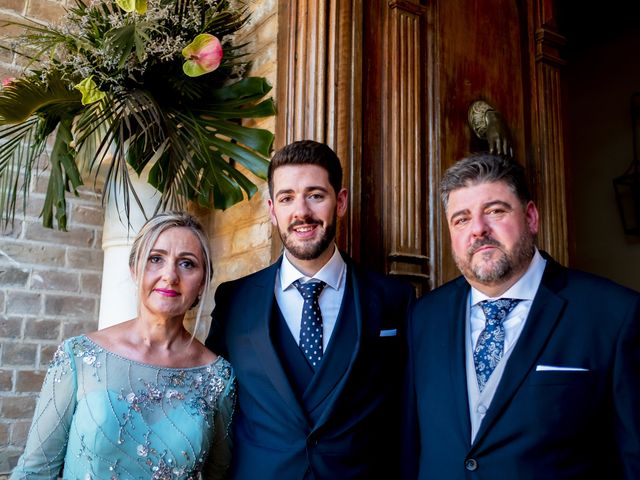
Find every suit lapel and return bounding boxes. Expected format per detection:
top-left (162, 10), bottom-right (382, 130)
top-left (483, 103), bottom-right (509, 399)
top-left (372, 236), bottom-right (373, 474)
top-left (245, 260), bottom-right (307, 423)
top-left (449, 278), bottom-right (474, 444)
top-left (312, 262), bottom-right (364, 430)
top-left (471, 257), bottom-right (567, 447)
top-left (303, 271), bottom-right (356, 412)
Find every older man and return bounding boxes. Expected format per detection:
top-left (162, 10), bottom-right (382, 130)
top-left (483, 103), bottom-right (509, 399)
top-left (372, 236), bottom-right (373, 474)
top-left (404, 153), bottom-right (640, 479)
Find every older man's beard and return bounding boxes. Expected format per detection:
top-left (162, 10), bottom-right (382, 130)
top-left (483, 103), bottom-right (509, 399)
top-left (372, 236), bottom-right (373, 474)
top-left (454, 233), bottom-right (535, 285)
top-left (278, 211), bottom-right (337, 261)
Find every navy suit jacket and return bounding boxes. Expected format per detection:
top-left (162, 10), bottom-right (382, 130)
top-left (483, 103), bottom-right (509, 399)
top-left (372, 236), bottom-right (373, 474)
top-left (404, 253), bottom-right (640, 479)
top-left (206, 253), bottom-right (414, 480)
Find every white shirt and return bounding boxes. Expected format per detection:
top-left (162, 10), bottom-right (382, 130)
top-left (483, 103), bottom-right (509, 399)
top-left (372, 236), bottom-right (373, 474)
top-left (466, 248), bottom-right (546, 441)
top-left (275, 246), bottom-right (347, 350)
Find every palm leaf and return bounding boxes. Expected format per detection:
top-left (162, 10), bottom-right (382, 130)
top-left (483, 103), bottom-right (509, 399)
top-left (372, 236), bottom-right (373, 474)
top-left (0, 73), bottom-right (82, 125)
top-left (0, 0), bottom-right (276, 230)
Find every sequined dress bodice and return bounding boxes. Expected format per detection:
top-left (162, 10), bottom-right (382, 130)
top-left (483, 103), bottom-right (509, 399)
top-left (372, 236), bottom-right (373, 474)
top-left (11, 335), bottom-right (236, 480)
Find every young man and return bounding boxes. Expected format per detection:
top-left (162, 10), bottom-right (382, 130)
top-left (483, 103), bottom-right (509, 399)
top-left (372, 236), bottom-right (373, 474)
top-left (206, 140), bottom-right (414, 479)
top-left (403, 153), bottom-right (640, 479)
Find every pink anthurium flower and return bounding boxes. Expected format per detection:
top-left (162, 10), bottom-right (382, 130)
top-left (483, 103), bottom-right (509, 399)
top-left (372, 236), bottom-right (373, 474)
top-left (182, 34), bottom-right (223, 77)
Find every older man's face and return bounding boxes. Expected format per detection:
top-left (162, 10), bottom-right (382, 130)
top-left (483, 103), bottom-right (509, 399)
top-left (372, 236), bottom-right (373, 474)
top-left (446, 181), bottom-right (539, 295)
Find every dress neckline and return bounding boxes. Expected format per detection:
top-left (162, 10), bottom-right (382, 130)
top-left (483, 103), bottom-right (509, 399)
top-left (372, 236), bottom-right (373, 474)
top-left (78, 334), bottom-right (225, 371)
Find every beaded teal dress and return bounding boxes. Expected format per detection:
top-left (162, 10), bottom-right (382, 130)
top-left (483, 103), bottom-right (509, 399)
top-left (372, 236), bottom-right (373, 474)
top-left (11, 335), bottom-right (236, 480)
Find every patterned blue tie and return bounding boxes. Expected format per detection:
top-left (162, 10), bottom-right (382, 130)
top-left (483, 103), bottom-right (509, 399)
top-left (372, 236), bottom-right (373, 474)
top-left (293, 280), bottom-right (326, 369)
top-left (474, 298), bottom-right (521, 392)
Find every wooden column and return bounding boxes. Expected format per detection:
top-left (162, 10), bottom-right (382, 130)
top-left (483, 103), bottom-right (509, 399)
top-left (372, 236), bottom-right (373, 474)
top-left (384, 1), bottom-right (430, 290)
top-left (528, 0), bottom-right (569, 264)
top-left (276, 0), bottom-right (363, 256)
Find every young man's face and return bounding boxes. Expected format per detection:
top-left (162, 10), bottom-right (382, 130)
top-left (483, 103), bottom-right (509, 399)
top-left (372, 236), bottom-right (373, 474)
top-left (446, 180), bottom-right (539, 295)
top-left (268, 164), bottom-right (347, 270)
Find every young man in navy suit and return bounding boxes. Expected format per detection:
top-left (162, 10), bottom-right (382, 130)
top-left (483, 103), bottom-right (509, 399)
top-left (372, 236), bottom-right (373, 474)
top-left (404, 153), bottom-right (640, 479)
top-left (206, 140), bottom-right (414, 479)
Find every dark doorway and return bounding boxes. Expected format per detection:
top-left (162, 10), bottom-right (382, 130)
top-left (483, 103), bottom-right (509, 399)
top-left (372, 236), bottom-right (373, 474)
top-left (559, 2), bottom-right (640, 290)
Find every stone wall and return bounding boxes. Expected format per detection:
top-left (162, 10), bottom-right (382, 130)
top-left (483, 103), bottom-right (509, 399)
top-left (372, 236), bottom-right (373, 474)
top-left (0, 0), bottom-right (104, 473)
top-left (207, 0), bottom-right (278, 303)
top-left (0, 0), bottom-right (279, 474)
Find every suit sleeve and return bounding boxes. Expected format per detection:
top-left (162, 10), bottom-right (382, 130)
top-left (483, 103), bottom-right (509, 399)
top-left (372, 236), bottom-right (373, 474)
top-left (613, 294), bottom-right (640, 478)
top-left (206, 282), bottom-right (232, 359)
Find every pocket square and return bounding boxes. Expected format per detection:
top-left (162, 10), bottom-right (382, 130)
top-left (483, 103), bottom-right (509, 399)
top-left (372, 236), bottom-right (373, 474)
top-left (536, 365), bottom-right (589, 372)
top-left (379, 329), bottom-right (397, 337)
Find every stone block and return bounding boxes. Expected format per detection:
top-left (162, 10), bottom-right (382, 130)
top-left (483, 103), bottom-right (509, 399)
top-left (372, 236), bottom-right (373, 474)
top-left (25, 223), bottom-right (95, 248)
top-left (0, 220), bottom-right (23, 239)
top-left (213, 246), bottom-right (271, 285)
top-left (44, 295), bottom-right (95, 319)
top-left (1, 342), bottom-right (37, 367)
top-left (245, 12), bottom-right (277, 48)
top-left (0, 0), bottom-right (26, 14)
top-left (66, 248), bottom-right (104, 270)
top-left (246, 0), bottom-right (276, 26)
top-left (76, 186), bottom-right (103, 201)
top-left (0, 396), bottom-right (35, 419)
top-left (39, 344), bottom-right (58, 367)
top-left (30, 173), bottom-right (50, 196)
top-left (26, 0), bottom-right (66, 23)
top-left (0, 240), bottom-right (66, 268)
top-left (0, 317), bottom-right (22, 339)
top-left (0, 370), bottom-right (12, 391)
top-left (30, 269), bottom-right (79, 292)
top-left (211, 232), bottom-right (234, 259)
top-left (24, 194), bottom-right (45, 218)
top-left (0, 423), bottom-right (8, 447)
top-left (10, 420), bottom-right (30, 447)
top-left (70, 204), bottom-right (104, 227)
top-left (15, 370), bottom-right (45, 393)
top-left (80, 272), bottom-right (102, 295)
top-left (24, 319), bottom-right (60, 341)
top-left (62, 320), bottom-right (96, 338)
top-left (249, 43), bottom-right (277, 75)
top-left (6, 292), bottom-right (41, 316)
top-left (0, 449), bottom-right (22, 475)
top-left (231, 221), bottom-right (272, 255)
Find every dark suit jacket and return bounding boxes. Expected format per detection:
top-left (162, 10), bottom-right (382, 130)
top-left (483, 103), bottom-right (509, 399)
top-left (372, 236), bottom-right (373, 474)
top-left (404, 253), bottom-right (640, 479)
top-left (206, 253), bottom-right (414, 480)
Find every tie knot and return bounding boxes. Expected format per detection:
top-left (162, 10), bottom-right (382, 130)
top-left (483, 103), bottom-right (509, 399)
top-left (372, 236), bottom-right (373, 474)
top-left (293, 280), bottom-right (326, 300)
top-left (479, 298), bottom-right (521, 325)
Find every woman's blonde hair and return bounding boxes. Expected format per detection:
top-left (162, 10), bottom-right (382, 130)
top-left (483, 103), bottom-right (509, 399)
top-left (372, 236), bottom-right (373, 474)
top-left (129, 211), bottom-right (213, 337)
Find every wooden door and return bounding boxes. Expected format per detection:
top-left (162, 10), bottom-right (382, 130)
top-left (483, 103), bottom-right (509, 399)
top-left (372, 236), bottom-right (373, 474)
top-left (359, 0), bottom-right (568, 288)
top-left (276, 0), bottom-right (568, 288)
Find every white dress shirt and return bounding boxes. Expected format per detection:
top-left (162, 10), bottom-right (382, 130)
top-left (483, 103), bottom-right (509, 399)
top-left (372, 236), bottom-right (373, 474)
top-left (275, 246), bottom-right (347, 351)
top-left (466, 249), bottom-right (546, 441)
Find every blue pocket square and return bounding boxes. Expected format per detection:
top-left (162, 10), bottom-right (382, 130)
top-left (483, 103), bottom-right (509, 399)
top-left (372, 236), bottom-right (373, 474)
top-left (379, 329), bottom-right (397, 337)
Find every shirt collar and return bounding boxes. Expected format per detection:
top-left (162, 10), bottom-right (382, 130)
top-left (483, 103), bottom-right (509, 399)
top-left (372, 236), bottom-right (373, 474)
top-left (279, 245), bottom-right (346, 291)
top-left (470, 248), bottom-right (546, 306)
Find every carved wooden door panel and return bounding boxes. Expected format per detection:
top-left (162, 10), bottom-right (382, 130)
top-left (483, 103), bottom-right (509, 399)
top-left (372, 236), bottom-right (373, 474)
top-left (359, 0), bottom-right (567, 288)
top-left (276, 0), bottom-right (567, 288)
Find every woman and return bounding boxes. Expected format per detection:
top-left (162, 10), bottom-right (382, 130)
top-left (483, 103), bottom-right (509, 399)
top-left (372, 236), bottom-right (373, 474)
top-left (12, 212), bottom-right (235, 480)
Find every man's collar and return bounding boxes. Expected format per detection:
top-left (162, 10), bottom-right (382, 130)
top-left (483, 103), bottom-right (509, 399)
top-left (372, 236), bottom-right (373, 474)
top-left (470, 248), bottom-right (546, 304)
top-left (279, 245), bottom-right (346, 291)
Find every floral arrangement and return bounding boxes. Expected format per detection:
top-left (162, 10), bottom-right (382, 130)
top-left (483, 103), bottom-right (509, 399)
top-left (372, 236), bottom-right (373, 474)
top-left (0, 0), bottom-right (275, 230)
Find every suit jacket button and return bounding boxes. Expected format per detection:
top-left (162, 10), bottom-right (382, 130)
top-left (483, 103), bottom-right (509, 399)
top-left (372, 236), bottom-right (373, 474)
top-left (465, 458), bottom-right (478, 471)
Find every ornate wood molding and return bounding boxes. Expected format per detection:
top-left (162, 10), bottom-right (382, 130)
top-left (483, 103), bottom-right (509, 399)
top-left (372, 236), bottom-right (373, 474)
top-left (528, 1), bottom-right (569, 264)
top-left (384, 1), bottom-right (430, 288)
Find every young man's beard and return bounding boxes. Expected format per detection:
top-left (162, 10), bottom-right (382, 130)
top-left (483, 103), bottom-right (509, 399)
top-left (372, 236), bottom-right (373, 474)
top-left (279, 211), bottom-right (337, 261)
top-left (454, 233), bottom-right (535, 286)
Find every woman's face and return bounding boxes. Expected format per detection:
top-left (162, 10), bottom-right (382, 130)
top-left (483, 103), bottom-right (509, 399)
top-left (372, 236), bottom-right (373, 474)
top-left (137, 227), bottom-right (206, 322)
